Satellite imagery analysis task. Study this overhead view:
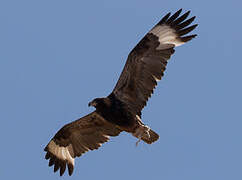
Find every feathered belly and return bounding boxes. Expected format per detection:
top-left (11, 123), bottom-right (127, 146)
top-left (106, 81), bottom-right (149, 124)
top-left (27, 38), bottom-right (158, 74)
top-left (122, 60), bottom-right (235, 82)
top-left (97, 108), bottom-right (137, 132)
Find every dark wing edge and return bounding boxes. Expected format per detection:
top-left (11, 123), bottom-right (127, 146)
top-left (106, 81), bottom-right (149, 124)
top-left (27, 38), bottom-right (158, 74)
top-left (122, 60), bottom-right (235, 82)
top-left (112, 9), bottom-right (198, 116)
top-left (44, 111), bottom-right (121, 176)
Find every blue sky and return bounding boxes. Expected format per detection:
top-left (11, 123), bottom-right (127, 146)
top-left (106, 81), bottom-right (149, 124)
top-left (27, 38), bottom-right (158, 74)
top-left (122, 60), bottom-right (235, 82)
top-left (0, 0), bottom-right (241, 179)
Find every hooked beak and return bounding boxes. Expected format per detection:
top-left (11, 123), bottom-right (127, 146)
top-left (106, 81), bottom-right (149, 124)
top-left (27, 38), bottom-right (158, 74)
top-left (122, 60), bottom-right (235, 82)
top-left (88, 101), bottom-right (96, 107)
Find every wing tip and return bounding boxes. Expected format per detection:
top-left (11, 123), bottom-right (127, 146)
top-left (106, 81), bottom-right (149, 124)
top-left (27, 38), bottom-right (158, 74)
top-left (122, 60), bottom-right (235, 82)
top-left (180, 33), bottom-right (197, 43)
top-left (45, 152), bottom-right (75, 176)
top-left (68, 163), bottom-right (74, 176)
top-left (158, 9), bottom-right (198, 31)
top-left (151, 9), bottom-right (198, 46)
top-left (44, 142), bottom-right (75, 176)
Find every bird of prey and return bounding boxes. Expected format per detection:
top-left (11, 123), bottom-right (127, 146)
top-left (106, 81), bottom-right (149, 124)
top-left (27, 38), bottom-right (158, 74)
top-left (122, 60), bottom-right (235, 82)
top-left (44, 9), bottom-right (198, 176)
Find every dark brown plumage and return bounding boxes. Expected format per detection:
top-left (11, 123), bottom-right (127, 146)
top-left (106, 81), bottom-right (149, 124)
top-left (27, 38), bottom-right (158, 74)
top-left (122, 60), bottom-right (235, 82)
top-left (44, 9), bottom-right (198, 176)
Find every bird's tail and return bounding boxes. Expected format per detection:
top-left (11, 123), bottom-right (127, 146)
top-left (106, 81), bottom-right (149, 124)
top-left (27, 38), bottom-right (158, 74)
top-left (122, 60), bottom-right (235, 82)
top-left (132, 124), bottom-right (159, 145)
top-left (141, 128), bottom-right (159, 144)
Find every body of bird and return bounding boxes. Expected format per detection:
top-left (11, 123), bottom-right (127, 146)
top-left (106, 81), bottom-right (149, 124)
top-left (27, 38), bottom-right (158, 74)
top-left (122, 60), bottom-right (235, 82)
top-left (44, 9), bottom-right (198, 176)
top-left (89, 93), bottom-right (140, 132)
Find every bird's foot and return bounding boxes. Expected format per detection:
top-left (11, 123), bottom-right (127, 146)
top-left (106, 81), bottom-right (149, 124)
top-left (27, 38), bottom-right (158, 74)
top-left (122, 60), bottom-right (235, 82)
top-left (132, 124), bottom-right (150, 146)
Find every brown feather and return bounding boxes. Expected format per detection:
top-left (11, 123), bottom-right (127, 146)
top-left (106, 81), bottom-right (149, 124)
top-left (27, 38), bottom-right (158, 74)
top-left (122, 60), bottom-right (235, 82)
top-left (112, 9), bottom-right (197, 115)
top-left (44, 112), bottom-right (121, 176)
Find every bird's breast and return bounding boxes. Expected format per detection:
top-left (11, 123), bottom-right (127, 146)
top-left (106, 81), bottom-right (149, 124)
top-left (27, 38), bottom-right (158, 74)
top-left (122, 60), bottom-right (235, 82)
top-left (96, 102), bottom-right (136, 130)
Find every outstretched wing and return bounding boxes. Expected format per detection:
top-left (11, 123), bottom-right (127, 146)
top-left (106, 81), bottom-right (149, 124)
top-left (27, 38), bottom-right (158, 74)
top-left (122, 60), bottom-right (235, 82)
top-left (113, 9), bottom-right (197, 116)
top-left (44, 111), bottom-right (121, 176)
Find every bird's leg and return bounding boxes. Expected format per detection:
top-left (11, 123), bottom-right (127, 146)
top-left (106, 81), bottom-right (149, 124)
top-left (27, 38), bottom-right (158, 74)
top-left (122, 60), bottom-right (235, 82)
top-left (136, 138), bottom-right (141, 147)
top-left (132, 124), bottom-right (151, 146)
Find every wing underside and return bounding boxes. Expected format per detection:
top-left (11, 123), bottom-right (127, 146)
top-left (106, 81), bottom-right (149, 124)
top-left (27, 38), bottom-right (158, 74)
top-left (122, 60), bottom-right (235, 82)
top-left (113, 9), bottom-right (197, 115)
top-left (44, 111), bottom-right (121, 176)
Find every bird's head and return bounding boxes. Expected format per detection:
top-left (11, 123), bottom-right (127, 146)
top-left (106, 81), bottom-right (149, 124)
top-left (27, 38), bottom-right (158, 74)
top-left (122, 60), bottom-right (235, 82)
top-left (88, 98), bottom-right (104, 108)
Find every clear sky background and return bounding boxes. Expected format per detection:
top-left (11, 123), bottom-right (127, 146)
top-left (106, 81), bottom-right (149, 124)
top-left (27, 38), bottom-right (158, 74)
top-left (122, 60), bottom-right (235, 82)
top-left (0, 0), bottom-right (241, 179)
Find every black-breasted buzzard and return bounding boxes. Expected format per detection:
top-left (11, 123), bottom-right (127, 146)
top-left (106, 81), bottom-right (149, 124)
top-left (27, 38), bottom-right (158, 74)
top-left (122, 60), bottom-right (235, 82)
top-left (44, 9), bottom-right (198, 176)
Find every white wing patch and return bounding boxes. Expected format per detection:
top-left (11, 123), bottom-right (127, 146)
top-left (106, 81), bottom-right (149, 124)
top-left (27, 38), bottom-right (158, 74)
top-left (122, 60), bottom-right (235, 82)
top-left (152, 75), bottom-right (161, 82)
top-left (150, 25), bottom-right (184, 49)
top-left (48, 140), bottom-right (75, 167)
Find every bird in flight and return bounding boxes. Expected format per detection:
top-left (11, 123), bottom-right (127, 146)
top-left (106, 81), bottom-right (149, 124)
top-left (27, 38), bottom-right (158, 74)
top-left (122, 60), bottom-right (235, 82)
top-left (44, 9), bottom-right (198, 176)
